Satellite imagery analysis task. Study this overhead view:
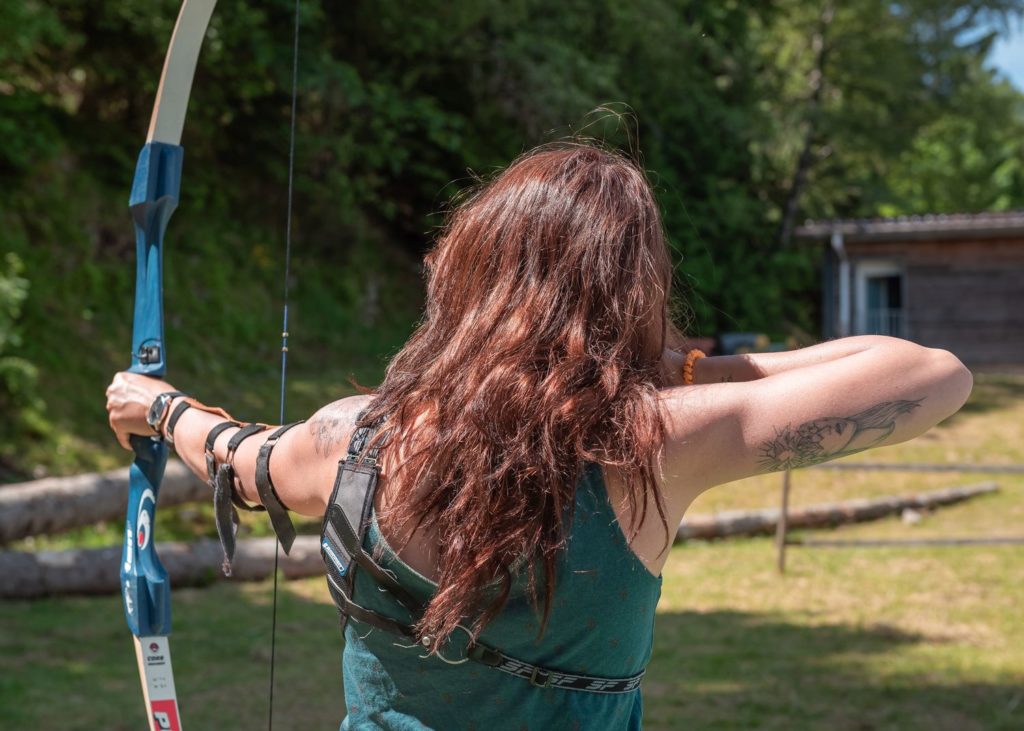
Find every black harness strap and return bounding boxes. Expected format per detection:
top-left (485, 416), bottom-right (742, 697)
top-left (324, 572), bottom-right (418, 639)
top-left (320, 425), bottom-right (424, 613)
top-left (320, 423), bottom-right (385, 633)
top-left (254, 421), bottom-right (304, 553)
top-left (463, 644), bottom-right (645, 693)
top-left (318, 415), bottom-right (647, 695)
top-left (324, 501), bottom-right (425, 614)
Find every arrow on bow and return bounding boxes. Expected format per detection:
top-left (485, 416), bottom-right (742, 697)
top-left (120, 3), bottom-right (217, 730)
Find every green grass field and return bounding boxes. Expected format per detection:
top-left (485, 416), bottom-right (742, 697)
top-left (1, 374), bottom-right (1021, 730)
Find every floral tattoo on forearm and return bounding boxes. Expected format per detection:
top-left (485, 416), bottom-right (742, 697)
top-left (758, 399), bottom-right (922, 471)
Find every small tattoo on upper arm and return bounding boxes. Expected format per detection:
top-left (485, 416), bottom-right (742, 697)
top-left (757, 399), bottom-right (922, 472)
top-left (309, 406), bottom-right (350, 457)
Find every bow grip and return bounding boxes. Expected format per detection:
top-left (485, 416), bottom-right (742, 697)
top-left (122, 435), bottom-right (172, 637)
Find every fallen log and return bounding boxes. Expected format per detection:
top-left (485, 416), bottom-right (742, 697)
top-left (0, 536), bottom-right (325, 599)
top-left (4, 461), bottom-right (1010, 549)
top-left (0, 482), bottom-right (1000, 599)
top-left (0, 461), bottom-right (207, 544)
top-left (676, 481), bottom-right (999, 541)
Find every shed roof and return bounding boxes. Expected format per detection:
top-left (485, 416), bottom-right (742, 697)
top-left (795, 210), bottom-right (1024, 243)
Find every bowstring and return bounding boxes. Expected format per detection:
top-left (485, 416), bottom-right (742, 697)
top-left (269, 0), bottom-right (301, 729)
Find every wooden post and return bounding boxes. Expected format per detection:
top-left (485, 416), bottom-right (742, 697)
top-left (775, 469), bottom-right (792, 574)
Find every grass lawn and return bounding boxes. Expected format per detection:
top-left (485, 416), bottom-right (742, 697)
top-left (1, 374), bottom-right (1021, 730)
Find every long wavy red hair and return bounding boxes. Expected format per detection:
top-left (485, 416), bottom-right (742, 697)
top-left (361, 142), bottom-right (681, 651)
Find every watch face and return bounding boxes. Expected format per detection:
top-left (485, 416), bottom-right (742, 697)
top-left (147, 395), bottom-right (168, 429)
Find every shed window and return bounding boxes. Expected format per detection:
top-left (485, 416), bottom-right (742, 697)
top-left (856, 263), bottom-right (906, 338)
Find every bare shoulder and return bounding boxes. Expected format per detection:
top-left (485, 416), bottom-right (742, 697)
top-left (266, 394), bottom-right (374, 516)
top-left (306, 394), bottom-right (375, 460)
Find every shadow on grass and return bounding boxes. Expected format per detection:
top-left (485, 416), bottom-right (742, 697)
top-left (0, 580), bottom-right (349, 731)
top-left (3, 589), bottom-right (1021, 730)
top-left (645, 609), bottom-right (1022, 731)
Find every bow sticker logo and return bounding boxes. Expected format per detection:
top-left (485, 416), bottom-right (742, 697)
top-left (137, 488), bottom-right (156, 550)
top-left (124, 526), bottom-right (134, 572)
top-left (150, 700), bottom-right (181, 731)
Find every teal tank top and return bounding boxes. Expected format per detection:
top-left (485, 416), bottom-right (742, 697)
top-left (339, 462), bottom-right (663, 730)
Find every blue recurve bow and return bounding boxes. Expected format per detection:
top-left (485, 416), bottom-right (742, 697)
top-left (121, 2), bottom-right (217, 730)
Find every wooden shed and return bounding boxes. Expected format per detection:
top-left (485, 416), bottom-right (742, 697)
top-left (795, 212), bottom-right (1024, 367)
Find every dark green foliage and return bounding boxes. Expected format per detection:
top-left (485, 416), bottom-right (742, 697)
top-left (1, 0), bottom-right (1022, 476)
top-left (0, 253), bottom-right (41, 476)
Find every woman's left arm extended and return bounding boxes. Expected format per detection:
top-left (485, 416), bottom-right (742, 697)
top-left (105, 372), bottom-right (365, 517)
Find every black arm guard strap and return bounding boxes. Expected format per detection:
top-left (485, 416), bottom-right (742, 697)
top-left (210, 422), bottom-right (268, 575)
top-left (254, 421), bottom-right (305, 554)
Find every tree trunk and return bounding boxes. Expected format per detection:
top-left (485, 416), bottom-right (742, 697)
top-left (0, 460), bottom-right (207, 544)
top-left (0, 536), bottom-right (325, 599)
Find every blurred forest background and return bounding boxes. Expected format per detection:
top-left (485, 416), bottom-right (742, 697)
top-left (2, 0), bottom-right (1024, 479)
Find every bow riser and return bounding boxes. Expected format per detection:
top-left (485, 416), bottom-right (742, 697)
top-left (122, 142), bottom-right (184, 731)
top-left (122, 142), bottom-right (182, 638)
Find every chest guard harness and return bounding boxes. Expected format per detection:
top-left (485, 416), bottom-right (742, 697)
top-left (319, 417), bottom-right (647, 694)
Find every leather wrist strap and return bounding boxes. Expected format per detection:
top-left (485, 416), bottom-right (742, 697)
top-left (167, 397), bottom-right (237, 446)
top-left (165, 400), bottom-right (192, 443)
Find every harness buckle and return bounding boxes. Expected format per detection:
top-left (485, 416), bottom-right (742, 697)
top-left (416, 626), bottom-right (474, 666)
top-left (465, 643), bottom-right (502, 667)
top-left (529, 667), bottom-right (551, 688)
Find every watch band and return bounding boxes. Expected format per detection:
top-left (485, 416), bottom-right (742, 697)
top-left (148, 390), bottom-right (188, 435)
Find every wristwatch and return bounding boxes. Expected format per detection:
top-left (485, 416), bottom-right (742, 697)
top-left (146, 391), bottom-right (187, 437)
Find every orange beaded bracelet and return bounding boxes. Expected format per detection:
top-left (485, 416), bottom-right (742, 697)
top-left (682, 348), bottom-right (706, 385)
